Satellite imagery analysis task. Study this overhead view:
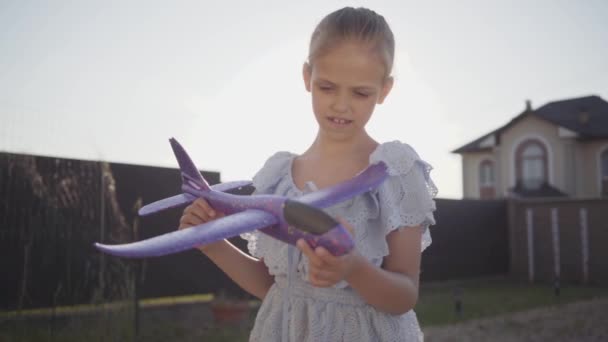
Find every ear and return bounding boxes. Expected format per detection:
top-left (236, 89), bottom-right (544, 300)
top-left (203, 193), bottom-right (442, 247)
top-left (377, 76), bottom-right (394, 104)
top-left (302, 62), bottom-right (312, 92)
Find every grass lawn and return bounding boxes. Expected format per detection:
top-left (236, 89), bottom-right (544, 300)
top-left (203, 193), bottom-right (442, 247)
top-left (417, 276), bottom-right (608, 327)
top-left (2, 276), bottom-right (607, 341)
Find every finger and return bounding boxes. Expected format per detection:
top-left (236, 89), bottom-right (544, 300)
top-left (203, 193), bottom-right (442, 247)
top-left (296, 239), bottom-right (316, 259)
top-left (336, 216), bottom-right (355, 237)
top-left (179, 218), bottom-right (192, 229)
top-left (309, 275), bottom-right (335, 288)
top-left (314, 246), bottom-right (339, 266)
top-left (194, 198), bottom-right (216, 218)
top-left (297, 239), bottom-right (325, 268)
top-left (179, 213), bottom-right (191, 228)
top-left (179, 211), bottom-right (209, 227)
top-left (309, 267), bottom-right (336, 282)
top-left (185, 208), bottom-right (210, 224)
top-left (184, 204), bottom-right (210, 223)
top-left (179, 214), bottom-right (201, 229)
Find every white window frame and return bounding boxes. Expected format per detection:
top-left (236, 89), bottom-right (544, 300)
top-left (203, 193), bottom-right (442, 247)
top-left (597, 145), bottom-right (608, 197)
top-left (479, 159), bottom-right (495, 187)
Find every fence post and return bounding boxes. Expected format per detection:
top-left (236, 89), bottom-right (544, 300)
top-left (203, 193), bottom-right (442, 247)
top-left (99, 163), bottom-right (106, 295)
top-left (551, 208), bottom-right (561, 284)
top-left (579, 208), bottom-right (589, 285)
top-left (526, 208), bottom-right (534, 283)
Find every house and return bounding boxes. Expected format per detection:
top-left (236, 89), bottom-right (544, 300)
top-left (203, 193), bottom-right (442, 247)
top-left (452, 95), bottom-right (608, 199)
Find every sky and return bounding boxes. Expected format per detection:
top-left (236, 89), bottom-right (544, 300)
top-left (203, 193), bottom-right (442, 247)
top-left (1, 0), bottom-right (607, 199)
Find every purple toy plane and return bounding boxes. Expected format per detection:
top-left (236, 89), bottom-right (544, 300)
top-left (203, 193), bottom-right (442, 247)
top-left (94, 138), bottom-right (388, 258)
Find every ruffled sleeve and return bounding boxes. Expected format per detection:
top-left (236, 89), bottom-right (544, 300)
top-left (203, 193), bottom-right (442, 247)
top-left (369, 141), bottom-right (437, 254)
top-left (250, 151), bottom-right (294, 194)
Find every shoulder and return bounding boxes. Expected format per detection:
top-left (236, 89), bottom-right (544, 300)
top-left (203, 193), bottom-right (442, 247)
top-left (370, 140), bottom-right (437, 208)
top-left (370, 140), bottom-right (429, 176)
top-left (252, 151), bottom-right (296, 194)
top-left (258, 151), bottom-right (295, 172)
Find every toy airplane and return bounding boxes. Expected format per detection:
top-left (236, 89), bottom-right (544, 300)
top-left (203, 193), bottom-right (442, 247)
top-left (94, 138), bottom-right (388, 258)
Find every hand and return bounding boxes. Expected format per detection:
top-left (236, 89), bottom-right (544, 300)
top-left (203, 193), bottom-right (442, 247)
top-left (296, 219), bottom-right (362, 287)
top-left (179, 198), bottom-right (225, 251)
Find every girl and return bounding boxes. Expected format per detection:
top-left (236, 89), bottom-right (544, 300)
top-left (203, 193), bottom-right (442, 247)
top-left (179, 7), bottom-right (437, 342)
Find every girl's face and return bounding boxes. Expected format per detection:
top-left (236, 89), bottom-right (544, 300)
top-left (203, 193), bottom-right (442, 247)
top-left (303, 40), bottom-right (393, 141)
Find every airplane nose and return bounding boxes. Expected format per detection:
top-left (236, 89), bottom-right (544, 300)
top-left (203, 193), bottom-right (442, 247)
top-left (283, 200), bottom-right (338, 235)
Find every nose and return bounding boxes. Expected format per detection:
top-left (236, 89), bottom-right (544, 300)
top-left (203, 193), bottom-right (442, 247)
top-left (331, 92), bottom-right (349, 113)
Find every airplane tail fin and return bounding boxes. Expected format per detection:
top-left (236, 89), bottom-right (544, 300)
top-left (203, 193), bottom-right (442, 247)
top-left (138, 138), bottom-right (252, 216)
top-left (170, 137), bottom-right (211, 193)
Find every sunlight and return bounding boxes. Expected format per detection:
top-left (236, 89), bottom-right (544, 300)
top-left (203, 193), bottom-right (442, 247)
top-left (185, 37), bottom-right (316, 182)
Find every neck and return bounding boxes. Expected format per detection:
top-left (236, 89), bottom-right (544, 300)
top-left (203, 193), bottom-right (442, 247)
top-left (304, 130), bottom-right (378, 162)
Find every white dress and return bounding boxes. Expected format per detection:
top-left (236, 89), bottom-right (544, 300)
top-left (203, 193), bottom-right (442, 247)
top-left (241, 141), bottom-right (437, 342)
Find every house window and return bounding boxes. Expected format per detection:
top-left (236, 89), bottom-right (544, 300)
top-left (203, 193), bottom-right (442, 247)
top-left (479, 160), bottom-right (495, 199)
top-left (602, 149), bottom-right (608, 197)
top-left (516, 139), bottom-right (548, 190)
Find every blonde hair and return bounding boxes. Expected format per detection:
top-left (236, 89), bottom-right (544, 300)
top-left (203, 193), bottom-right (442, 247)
top-left (308, 7), bottom-right (395, 78)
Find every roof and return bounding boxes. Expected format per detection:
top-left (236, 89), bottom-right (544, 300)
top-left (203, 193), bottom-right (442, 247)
top-left (453, 95), bottom-right (608, 154)
top-left (508, 181), bottom-right (568, 198)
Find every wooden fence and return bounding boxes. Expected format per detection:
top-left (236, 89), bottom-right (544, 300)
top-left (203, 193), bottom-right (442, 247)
top-left (508, 198), bottom-right (608, 285)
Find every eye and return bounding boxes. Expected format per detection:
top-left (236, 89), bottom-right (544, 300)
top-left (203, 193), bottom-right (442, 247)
top-left (318, 85), bottom-right (333, 92)
top-left (355, 91), bottom-right (370, 98)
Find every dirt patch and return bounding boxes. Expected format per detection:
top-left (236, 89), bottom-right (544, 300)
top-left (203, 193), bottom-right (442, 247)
top-left (423, 297), bottom-right (608, 342)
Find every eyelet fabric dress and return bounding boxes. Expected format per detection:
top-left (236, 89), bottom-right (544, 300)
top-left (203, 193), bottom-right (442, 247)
top-left (241, 141), bottom-right (437, 342)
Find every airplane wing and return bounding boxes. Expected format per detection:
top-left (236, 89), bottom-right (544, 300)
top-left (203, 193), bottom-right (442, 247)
top-left (297, 161), bottom-right (388, 208)
top-left (94, 209), bottom-right (277, 258)
top-left (138, 180), bottom-right (253, 216)
top-left (210, 180), bottom-right (253, 193)
top-left (138, 193), bottom-right (197, 216)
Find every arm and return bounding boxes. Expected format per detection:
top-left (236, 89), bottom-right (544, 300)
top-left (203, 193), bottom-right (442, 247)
top-left (297, 224), bottom-right (423, 315)
top-left (202, 240), bottom-right (275, 300)
top-left (180, 199), bottom-right (275, 300)
top-left (346, 226), bottom-right (422, 314)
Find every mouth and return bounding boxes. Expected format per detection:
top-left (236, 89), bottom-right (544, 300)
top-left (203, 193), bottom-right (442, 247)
top-left (327, 117), bottom-right (353, 125)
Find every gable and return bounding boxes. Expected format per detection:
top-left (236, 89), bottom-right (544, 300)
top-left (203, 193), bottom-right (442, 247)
top-left (453, 95), bottom-right (608, 154)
